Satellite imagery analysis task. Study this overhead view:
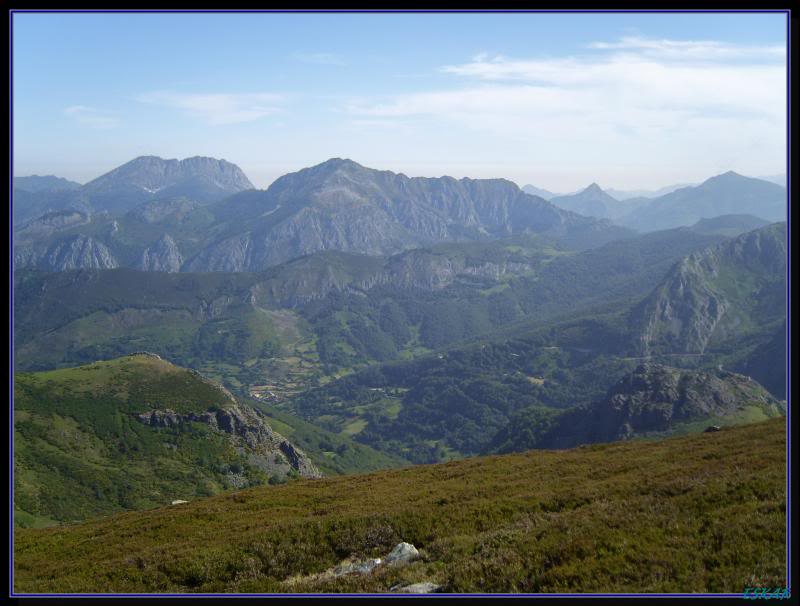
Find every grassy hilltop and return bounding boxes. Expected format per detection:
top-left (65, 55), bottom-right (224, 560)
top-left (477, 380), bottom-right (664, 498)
top-left (14, 417), bottom-right (786, 594)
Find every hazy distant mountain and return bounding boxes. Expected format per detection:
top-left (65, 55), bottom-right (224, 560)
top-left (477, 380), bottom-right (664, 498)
top-left (619, 172), bottom-right (786, 232)
top-left (13, 175), bottom-right (82, 193)
top-left (605, 182), bottom-right (694, 201)
top-left (549, 183), bottom-right (620, 219)
top-left (522, 182), bottom-right (694, 203)
top-left (688, 214), bottom-right (770, 238)
top-left (521, 184), bottom-right (560, 200)
top-left (12, 156), bottom-right (254, 225)
top-left (757, 174), bottom-right (787, 187)
top-left (80, 155), bottom-right (255, 214)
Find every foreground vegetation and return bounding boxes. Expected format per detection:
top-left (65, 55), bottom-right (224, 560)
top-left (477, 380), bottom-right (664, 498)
top-left (14, 418), bottom-right (786, 593)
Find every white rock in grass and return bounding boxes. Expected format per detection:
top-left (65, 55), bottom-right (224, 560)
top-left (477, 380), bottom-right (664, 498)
top-left (391, 582), bottom-right (441, 593)
top-left (384, 542), bottom-right (420, 566)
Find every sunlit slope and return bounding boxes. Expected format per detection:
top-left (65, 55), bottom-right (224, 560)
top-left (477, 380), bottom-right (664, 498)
top-left (14, 417), bottom-right (786, 594)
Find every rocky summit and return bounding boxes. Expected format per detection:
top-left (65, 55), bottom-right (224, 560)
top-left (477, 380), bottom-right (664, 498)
top-left (534, 363), bottom-right (783, 449)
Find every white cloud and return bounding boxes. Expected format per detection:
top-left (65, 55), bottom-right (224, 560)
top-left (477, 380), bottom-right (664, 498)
top-left (345, 36), bottom-right (785, 166)
top-left (63, 105), bottom-right (119, 129)
top-left (294, 52), bottom-right (346, 66)
top-left (138, 91), bottom-right (283, 125)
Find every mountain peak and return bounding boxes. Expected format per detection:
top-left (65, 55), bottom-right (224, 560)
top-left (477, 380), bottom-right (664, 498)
top-left (705, 170), bottom-right (744, 183)
top-left (583, 182), bottom-right (603, 194)
top-left (315, 157), bottom-right (364, 171)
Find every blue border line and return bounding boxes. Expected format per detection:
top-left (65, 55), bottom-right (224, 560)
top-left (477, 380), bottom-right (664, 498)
top-left (7, 7), bottom-right (793, 599)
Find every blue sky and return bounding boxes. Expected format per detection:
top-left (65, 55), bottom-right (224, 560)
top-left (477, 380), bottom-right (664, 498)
top-left (12, 11), bottom-right (788, 191)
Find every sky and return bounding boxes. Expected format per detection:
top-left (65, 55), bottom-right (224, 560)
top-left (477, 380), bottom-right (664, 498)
top-left (11, 11), bottom-right (788, 192)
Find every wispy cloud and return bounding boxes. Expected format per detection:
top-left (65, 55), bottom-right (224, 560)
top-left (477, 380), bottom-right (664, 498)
top-left (63, 105), bottom-right (119, 129)
top-left (293, 52), bottom-right (346, 66)
top-left (138, 91), bottom-right (283, 125)
top-left (346, 36), bottom-right (785, 142)
top-left (587, 35), bottom-right (785, 61)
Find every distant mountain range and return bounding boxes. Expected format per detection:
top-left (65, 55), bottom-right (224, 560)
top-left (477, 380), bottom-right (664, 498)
top-left (522, 181), bottom-right (693, 201)
top-left (619, 172), bottom-right (786, 232)
top-left (549, 183), bottom-right (649, 221)
top-left (13, 157), bottom-right (632, 273)
top-left (528, 173), bottom-right (785, 232)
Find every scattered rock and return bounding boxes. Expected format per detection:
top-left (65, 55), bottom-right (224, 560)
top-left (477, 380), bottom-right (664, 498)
top-left (390, 582), bottom-right (441, 594)
top-left (384, 542), bottom-right (420, 566)
top-left (170, 499), bottom-right (188, 505)
top-left (333, 558), bottom-right (382, 577)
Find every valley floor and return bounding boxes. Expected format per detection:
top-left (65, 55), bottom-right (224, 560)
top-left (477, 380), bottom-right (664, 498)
top-left (13, 418), bottom-right (787, 594)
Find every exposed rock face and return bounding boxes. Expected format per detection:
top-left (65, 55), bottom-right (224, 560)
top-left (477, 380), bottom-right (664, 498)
top-left (136, 401), bottom-right (322, 479)
top-left (14, 210), bottom-right (91, 241)
top-left (15, 235), bottom-right (118, 271)
top-left (127, 197), bottom-right (201, 224)
top-left (137, 234), bottom-right (184, 272)
top-left (538, 364), bottom-right (782, 449)
top-left (632, 223), bottom-right (787, 356)
top-left (633, 252), bottom-right (730, 356)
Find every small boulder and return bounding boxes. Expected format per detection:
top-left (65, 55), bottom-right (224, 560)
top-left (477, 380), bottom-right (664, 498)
top-left (390, 582), bottom-right (441, 593)
top-left (704, 425), bottom-right (722, 433)
top-left (384, 542), bottom-right (420, 566)
top-left (170, 499), bottom-right (189, 505)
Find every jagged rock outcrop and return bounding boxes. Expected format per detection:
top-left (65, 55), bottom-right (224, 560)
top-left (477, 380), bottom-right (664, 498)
top-left (136, 401), bottom-right (322, 479)
top-left (127, 197), bottom-right (201, 224)
top-left (15, 234), bottom-right (118, 271)
top-left (137, 234), bottom-right (184, 272)
top-left (14, 210), bottom-right (91, 242)
top-left (534, 364), bottom-right (782, 449)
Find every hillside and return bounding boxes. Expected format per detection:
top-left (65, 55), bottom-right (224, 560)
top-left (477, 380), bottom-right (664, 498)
top-left (13, 418), bottom-right (787, 593)
top-left (13, 354), bottom-right (323, 527)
